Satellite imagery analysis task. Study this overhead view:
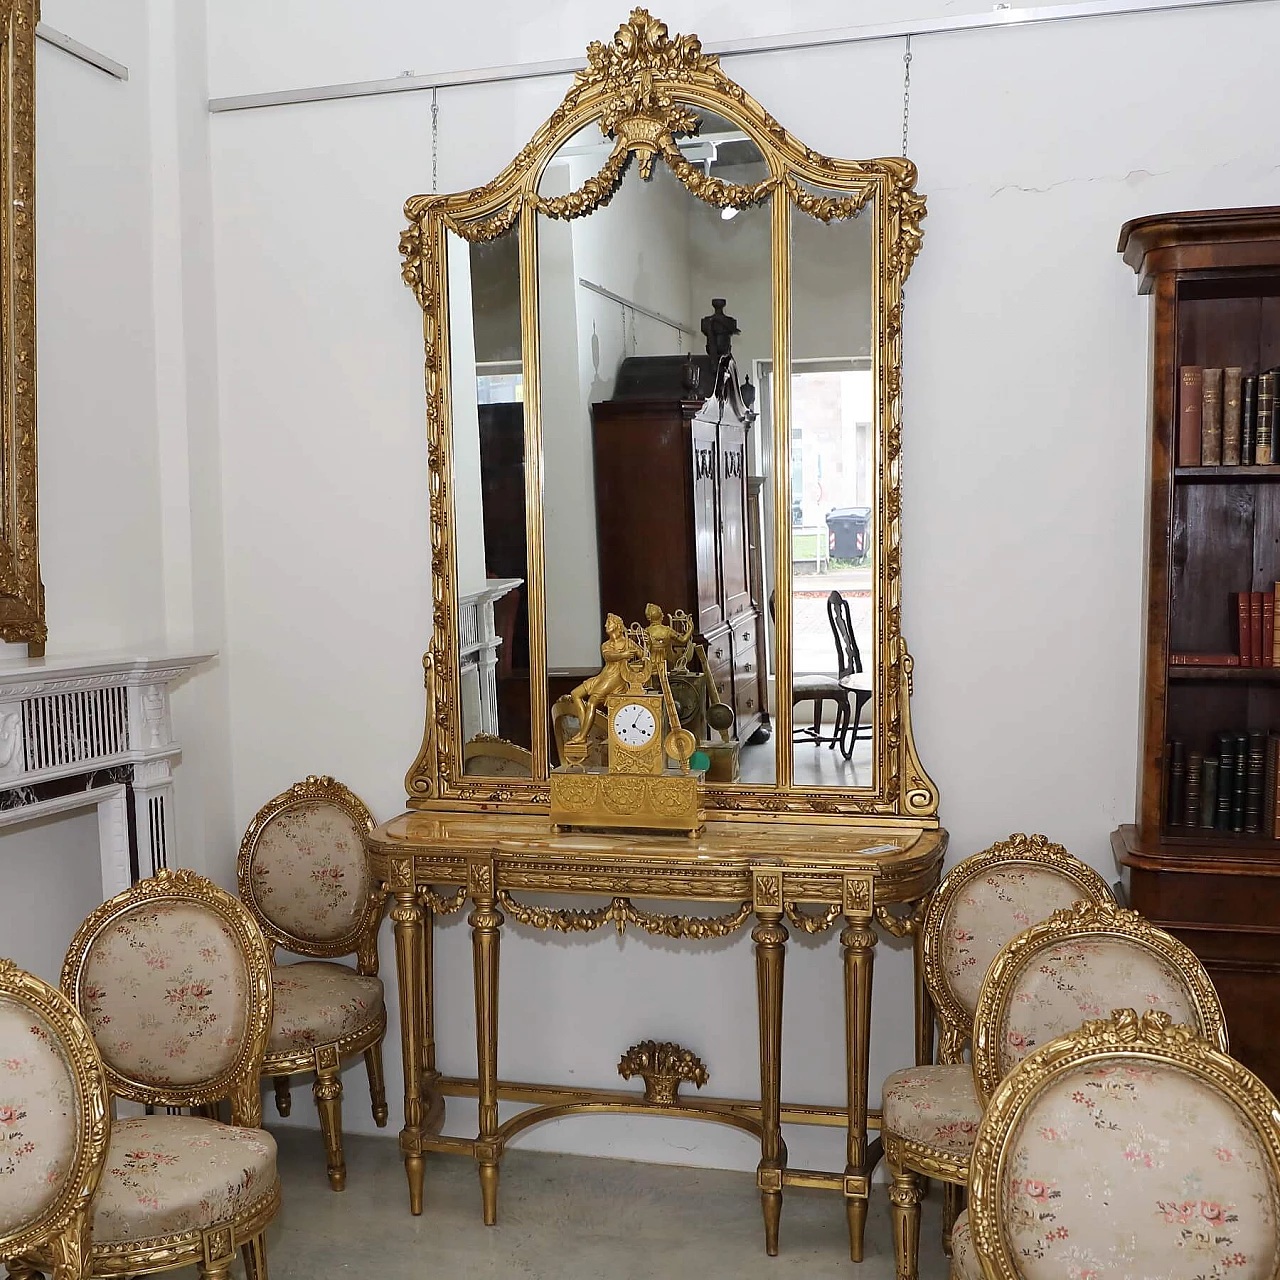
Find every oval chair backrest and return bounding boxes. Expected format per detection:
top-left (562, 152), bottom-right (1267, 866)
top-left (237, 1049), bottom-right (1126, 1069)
top-left (0, 959), bottom-right (109, 1263)
top-left (972, 900), bottom-right (1228, 1101)
top-left (238, 776), bottom-right (377, 957)
top-left (922, 833), bottom-right (1113, 1060)
top-left (62, 869), bottom-right (272, 1117)
top-left (969, 1010), bottom-right (1280, 1280)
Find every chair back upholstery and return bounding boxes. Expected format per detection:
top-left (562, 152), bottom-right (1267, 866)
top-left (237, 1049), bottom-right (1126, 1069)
top-left (826, 589), bottom-right (863, 678)
top-left (462, 736), bottom-right (534, 777)
top-left (968, 1009), bottom-right (1280, 1280)
top-left (238, 775), bottom-right (378, 959)
top-left (972, 899), bottom-right (1227, 1100)
top-left (922, 833), bottom-right (1113, 1061)
top-left (61, 869), bottom-right (272, 1125)
top-left (0, 959), bottom-right (109, 1268)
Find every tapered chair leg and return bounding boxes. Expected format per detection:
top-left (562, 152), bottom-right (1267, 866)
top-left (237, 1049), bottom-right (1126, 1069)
top-left (314, 1067), bottom-right (347, 1191)
top-left (241, 1232), bottom-right (269, 1280)
top-left (273, 1075), bottom-right (291, 1117)
top-left (365, 1039), bottom-right (388, 1127)
top-left (942, 1182), bottom-right (963, 1255)
top-left (889, 1163), bottom-right (923, 1280)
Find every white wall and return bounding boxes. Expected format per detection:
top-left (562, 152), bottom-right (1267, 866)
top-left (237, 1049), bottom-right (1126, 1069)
top-left (198, 0), bottom-right (1280, 1173)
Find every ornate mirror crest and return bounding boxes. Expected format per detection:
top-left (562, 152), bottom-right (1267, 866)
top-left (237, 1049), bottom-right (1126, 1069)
top-left (0, 0), bottom-right (42, 651)
top-left (399, 8), bottom-right (937, 825)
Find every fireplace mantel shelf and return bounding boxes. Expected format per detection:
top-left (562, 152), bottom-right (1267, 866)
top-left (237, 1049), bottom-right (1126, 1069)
top-left (0, 648), bottom-right (215, 895)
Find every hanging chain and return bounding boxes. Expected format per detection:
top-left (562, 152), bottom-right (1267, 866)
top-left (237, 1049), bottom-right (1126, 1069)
top-left (431, 87), bottom-right (439, 193)
top-left (901, 34), bottom-right (912, 158)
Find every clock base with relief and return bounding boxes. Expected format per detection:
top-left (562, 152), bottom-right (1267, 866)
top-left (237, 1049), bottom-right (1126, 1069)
top-left (550, 609), bottom-right (707, 836)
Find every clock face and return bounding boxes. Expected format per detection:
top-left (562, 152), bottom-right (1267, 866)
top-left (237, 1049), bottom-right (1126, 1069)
top-left (613, 703), bottom-right (657, 747)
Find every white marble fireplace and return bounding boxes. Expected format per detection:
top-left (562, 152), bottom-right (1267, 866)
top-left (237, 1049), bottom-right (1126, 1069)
top-left (0, 651), bottom-right (213, 899)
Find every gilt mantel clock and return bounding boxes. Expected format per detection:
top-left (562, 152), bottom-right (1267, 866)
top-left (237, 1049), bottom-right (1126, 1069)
top-left (369, 7), bottom-right (946, 1262)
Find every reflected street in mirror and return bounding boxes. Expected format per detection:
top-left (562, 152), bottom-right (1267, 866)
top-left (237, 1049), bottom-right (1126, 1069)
top-left (536, 107), bottom-right (777, 785)
top-left (778, 188), bottom-right (877, 788)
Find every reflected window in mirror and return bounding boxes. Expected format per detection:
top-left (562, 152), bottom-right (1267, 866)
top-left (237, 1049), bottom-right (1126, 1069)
top-left (447, 224), bottom-right (534, 777)
top-left (782, 193), bottom-right (877, 789)
top-left (536, 107), bottom-right (777, 783)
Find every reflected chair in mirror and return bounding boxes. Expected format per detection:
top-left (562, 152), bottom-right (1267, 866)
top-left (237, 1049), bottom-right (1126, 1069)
top-left (771, 588), bottom-right (849, 752)
top-left (951, 1008), bottom-right (1274, 1280)
top-left (237, 775), bottom-right (387, 1191)
top-left (0, 960), bottom-right (109, 1280)
top-left (828, 589), bottom-right (873, 757)
top-left (60, 868), bottom-right (280, 1280)
top-left (889, 895), bottom-right (1228, 1280)
top-left (881, 833), bottom-right (1113, 1279)
top-left (461, 736), bottom-right (534, 776)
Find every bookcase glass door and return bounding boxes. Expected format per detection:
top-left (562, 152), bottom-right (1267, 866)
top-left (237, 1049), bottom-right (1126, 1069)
top-left (1165, 273), bottom-right (1280, 843)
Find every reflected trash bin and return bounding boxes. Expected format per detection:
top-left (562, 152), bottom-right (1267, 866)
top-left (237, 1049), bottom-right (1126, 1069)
top-left (825, 506), bottom-right (871, 561)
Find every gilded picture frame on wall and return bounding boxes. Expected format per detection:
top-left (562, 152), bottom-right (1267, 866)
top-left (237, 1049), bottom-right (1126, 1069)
top-left (398, 7), bottom-right (937, 825)
top-left (0, 0), bottom-right (43, 651)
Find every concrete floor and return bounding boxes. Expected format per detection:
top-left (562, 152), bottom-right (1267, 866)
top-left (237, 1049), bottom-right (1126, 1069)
top-left (242, 1127), bottom-right (951, 1279)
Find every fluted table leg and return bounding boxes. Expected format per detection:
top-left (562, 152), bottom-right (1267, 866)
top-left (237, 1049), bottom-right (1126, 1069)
top-left (752, 868), bottom-right (788, 1256)
top-left (469, 858), bottom-right (503, 1226)
top-left (391, 889), bottom-right (426, 1214)
top-left (912, 893), bottom-right (934, 1069)
top-left (842, 872), bottom-right (878, 1262)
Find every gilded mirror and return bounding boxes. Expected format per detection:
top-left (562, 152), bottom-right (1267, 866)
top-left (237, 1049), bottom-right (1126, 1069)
top-left (400, 8), bottom-right (937, 823)
top-left (0, 0), bottom-right (42, 651)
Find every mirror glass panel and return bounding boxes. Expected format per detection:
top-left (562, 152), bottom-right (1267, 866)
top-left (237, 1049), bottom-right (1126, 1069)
top-left (536, 108), bottom-right (777, 784)
top-left (782, 190), bottom-right (877, 787)
top-left (447, 223), bottom-right (535, 778)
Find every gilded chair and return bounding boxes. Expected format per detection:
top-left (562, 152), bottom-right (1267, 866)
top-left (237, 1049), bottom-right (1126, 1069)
top-left (60, 868), bottom-right (279, 1280)
top-left (237, 775), bottom-right (386, 1191)
top-left (881, 833), bottom-right (1112, 1277)
top-left (952, 1008), bottom-right (1279, 1280)
top-left (891, 897), bottom-right (1228, 1280)
top-left (0, 960), bottom-right (109, 1280)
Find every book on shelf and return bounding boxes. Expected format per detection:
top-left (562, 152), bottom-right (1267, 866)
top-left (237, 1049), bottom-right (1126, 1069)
top-left (1201, 367), bottom-right (1223, 465)
top-left (1267, 595), bottom-right (1276, 669)
top-left (1179, 366), bottom-right (1203, 466)
top-left (1170, 652), bottom-right (1240, 666)
top-left (1223, 367), bottom-right (1243, 465)
top-left (1238, 593), bottom-right (1254, 667)
top-left (1252, 592), bottom-right (1264, 669)
top-left (1259, 371), bottom-right (1277, 467)
top-left (1166, 729), bottom-right (1280, 839)
top-left (1242, 374), bottom-right (1258, 465)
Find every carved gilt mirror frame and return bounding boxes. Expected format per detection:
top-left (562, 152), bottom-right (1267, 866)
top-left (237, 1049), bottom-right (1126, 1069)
top-left (0, 0), bottom-right (42, 650)
top-left (399, 8), bottom-right (937, 826)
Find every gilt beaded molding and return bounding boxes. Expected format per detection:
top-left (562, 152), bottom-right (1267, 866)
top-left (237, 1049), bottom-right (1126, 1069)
top-left (399, 7), bottom-right (936, 824)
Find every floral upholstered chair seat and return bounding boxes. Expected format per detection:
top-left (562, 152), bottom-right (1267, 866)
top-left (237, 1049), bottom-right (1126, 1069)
top-left (956, 1010), bottom-right (1280, 1280)
top-left (91, 1116), bottom-right (277, 1243)
top-left (239, 776), bottom-right (385, 1192)
top-left (268, 960), bottom-right (384, 1053)
top-left (950, 1209), bottom-right (977, 1280)
top-left (882, 1064), bottom-right (983, 1156)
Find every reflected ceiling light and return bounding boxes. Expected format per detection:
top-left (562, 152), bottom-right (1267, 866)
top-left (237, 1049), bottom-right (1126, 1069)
top-left (721, 206), bottom-right (739, 221)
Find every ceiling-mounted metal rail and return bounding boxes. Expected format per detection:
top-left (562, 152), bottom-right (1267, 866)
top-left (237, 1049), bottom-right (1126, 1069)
top-left (36, 24), bottom-right (128, 80)
top-left (208, 0), bottom-right (1272, 114)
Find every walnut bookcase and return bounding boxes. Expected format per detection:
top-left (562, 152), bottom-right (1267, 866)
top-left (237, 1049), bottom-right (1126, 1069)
top-left (1113, 206), bottom-right (1280, 1092)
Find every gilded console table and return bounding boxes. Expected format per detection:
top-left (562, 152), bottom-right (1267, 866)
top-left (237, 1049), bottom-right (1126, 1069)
top-left (367, 810), bottom-right (946, 1259)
